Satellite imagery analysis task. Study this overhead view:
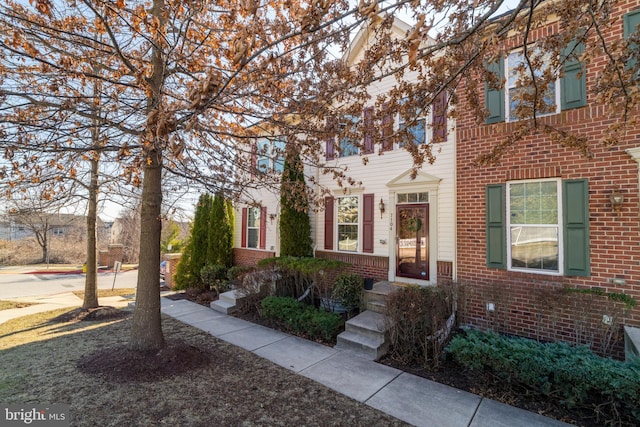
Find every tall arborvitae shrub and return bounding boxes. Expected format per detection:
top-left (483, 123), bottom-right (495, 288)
top-left (279, 147), bottom-right (313, 257)
top-left (174, 193), bottom-right (212, 289)
top-left (207, 192), bottom-right (233, 267)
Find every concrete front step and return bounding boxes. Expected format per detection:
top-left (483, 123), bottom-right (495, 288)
top-left (210, 290), bottom-right (246, 314)
top-left (335, 330), bottom-right (388, 360)
top-left (210, 298), bottom-right (237, 314)
top-left (364, 281), bottom-right (393, 314)
top-left (335, 310), bottom-right (388, 360)
top-left (345, 310), bottom-right (386, 338)
top-left (367, 300), bottom-right (386, 314)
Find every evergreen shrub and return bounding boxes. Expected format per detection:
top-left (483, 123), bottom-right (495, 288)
top-left (447, 329), bottom-right (640, 424)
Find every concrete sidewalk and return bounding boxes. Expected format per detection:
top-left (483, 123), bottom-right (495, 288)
top-left (160, 298), bottom-right (570, 427)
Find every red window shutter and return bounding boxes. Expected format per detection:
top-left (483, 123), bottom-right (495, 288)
top-left (362, 194), bottom-right (374, 253)
top-left (324, 196), bottom-right (334, 250)
top-left (250, 144), bottom-right (257, 179)
top-left (259, 206), bottom-right (267, 249)
top-left (381, 103), bottom-right (393, 151)
top-left (432, 92), bottom-right (447, 143)
top-left (363, 107), bottom-right (374, 154)
top-left (241, 208), bottom-right (248, 248)
top-left (325, 115), bottom-right (336, 160)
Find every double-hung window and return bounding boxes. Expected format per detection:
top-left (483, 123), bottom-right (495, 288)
top-left (506, 48), bottom-right (559, 121)
top-left (338, 115), bottom-right (359, 157)
top-left (485, 42), bottom-right (586, 124)
top-left (398, 98), bottom-right (426, 147)
top-left (486, 179), bottom-right (589, 277)
top-left (246, 207), bottom-right (260, 249)
top-left (507, 179), bottom-right (561, 273)
top-left (337, 196), bottom-right (359, 251)
top-left (256, 138), bottom-right (286, 173)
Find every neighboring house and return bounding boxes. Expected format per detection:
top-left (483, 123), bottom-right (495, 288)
top-left (233, 16), bottom-right (456, 287)
top-left (315, 19), bottom-right (455, 286)
top-left (0, 213), bottom-right (103, 241)
top-left (455, 2), bottom-right (640, 351)
top-left (233, 133), bottom-right (318, 266)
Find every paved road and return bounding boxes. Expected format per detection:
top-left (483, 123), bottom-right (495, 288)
top-left (0, 269), bottom-right (139, 299)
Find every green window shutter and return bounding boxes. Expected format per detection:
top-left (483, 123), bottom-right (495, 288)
top-left (484, 58), bottom-right (505, 124)
top-left (561, 41), bottom-right (587, 110)
top-left (486, 184), bottom-right (506, 269)
top-left (563, 179), bottom-right (590, 276)
top-left (624, 10), bottom-right (640, 72)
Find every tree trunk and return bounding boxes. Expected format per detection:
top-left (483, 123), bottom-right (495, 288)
top-left (129, 153), bottom-right (164, 350)
top-left (129, 0), bottom-right (166, 351)
top-left (83, 155), bottom-right (100, 309)
top-left (40, 231), bottom-right (48, 264)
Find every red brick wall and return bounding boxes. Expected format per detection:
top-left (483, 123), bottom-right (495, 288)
top-left (455, 1), bottom-right (640, 354)
top-left (233, 248), bottom-right (276, 267)
top-left (315, 251), bottom-right (389, 283)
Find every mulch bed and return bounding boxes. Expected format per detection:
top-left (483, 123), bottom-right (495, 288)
top-left (77, 339), bottom-right (211, 383)
top-left (163, 289), bottom-right (617, 426)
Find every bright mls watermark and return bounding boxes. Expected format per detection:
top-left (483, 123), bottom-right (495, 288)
top-left (1, 405), bottom-right (69, 426)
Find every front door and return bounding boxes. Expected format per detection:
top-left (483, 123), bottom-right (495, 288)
top-left (396, 204), bottom-right (429, 280)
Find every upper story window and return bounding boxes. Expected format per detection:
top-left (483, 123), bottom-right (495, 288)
top-left (337, 196), bottom-right (359, 251)
top-left (256, 138), bottom-right (285, 173)
top-left (398, 98), bottom-right (426, 147)
top-left (485, 42), bottom-right (586, 124)
top-left (338, 115), bottom-right (359, 157)
top-left (506, 48), bottom-right (559, 121)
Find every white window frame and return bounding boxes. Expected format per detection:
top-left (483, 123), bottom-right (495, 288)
top-left (246, 207), bottom-right (260, 249)
top-left (338, 115), bottom-right (360, 157)
top-left (505, 47), bottom-right (561, 122)
top-left (506, 178), bottom-right (563, 275)
top-left (336, 195), bottom-right (359, 252)
top-left (256, 138), bottom-right (286, 173)
top-left (398, 97), bottom-right (426, 148)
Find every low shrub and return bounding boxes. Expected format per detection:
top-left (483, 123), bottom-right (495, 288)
top-left (332, 273), bottom-right (364, 316)
top-left (200, 263), bottom-right (230, 294)
top-left (260, 296), bottom-right (344, 342)
top-left (227, 265), bottom-right (255, 284)
top-left (384, 284), bottom-right (456, 368)
top-left (257, 256), bottom-right (348, 300)
top-left (233, 269), bottom-right (273, 314)
top-left (447, 329), bottom-right (640, 425)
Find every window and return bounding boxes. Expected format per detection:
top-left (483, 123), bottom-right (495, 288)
top-left (508, 180), bottom-right (561, 273)
top-left (485, 43), bottom-right (585, 124)
top-left (52, 227), bottom-right (64, 236)
top-left (324, 194), bottom-right (375, 253)
top-left (486, 179), bottom-right (589, 276)
top-left (255, 138), bottom-right (285, 173)
top-left (337, 196), bottom-right (358, 251)
top-left (338, 115), bottom-right (359, 157)
top-left (506, 48), bottom-right (559, 121)
top-left (624, 10), bottom-right (640, 73)
top-left (397, 192), bottom-right (428, 204)
top-left (241, 206), bottom-right (266, 249)
top-left (246, 207), bottom-right (260, 248)
top-left (398, 98), bottom-right (425, 147)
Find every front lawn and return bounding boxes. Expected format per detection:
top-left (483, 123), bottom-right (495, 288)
top-left (0, 307), bottom-right (406, 426)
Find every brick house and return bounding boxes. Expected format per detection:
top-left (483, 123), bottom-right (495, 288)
top-left (455, 1), bottom-right (640, 354)
top-left (232, 16), bottom-right (457, 287)
top-left (232, 3), bottom-right (640, 356)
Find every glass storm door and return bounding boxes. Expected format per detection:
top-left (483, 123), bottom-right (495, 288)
top-left (396, 204), bottom-right (429, 280)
